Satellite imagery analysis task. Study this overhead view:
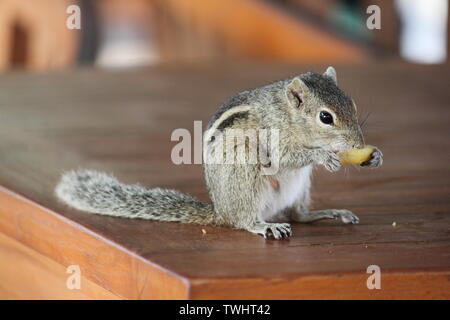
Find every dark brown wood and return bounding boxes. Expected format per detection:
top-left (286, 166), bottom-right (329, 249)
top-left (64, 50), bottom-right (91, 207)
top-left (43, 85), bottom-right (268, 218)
top-left (0, 63), bottom-right (449, 299)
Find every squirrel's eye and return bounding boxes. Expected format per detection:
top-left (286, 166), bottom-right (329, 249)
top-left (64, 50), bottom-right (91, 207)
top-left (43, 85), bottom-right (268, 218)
top-left (319, 111), bottom-right (334, 125)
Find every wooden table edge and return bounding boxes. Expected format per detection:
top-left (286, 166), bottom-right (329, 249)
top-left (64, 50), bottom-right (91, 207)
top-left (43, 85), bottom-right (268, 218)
top-left (187, 269), bottom-right (450, 299)
top-left (1, 185), bottom-right (448, 299)
top-left (0, 185), bottom-right (190, 299)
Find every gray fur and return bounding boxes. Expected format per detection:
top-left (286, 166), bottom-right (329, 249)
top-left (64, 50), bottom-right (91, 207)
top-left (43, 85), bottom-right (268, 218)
top-left (56, 67), bottom-right (383, 239)
top-left (207, 91), bottom-right (252, 129)
top-left (301, 72), bottom-right (352, 113)
top-left (55, 170), bottom-right (223, 226)
top-left (216, 111), bottom-right (250, 131)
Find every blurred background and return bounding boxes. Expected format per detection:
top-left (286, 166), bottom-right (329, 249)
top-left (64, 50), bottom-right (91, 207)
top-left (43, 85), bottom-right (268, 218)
top-left (0, 0), bottom-right (448, 72)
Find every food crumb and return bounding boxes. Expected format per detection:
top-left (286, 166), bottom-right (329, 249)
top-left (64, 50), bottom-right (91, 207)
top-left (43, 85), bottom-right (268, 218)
top-left (202, 229), bottom-right (207, 234)
top-left (392, 222), bottom-right (397, 227)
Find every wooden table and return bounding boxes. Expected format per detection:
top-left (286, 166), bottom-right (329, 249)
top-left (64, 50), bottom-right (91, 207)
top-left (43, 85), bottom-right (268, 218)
top-left (0, 63), bottom-right (449, 299)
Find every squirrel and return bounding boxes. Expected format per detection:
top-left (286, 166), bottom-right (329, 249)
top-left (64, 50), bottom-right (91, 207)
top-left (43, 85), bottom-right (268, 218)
top-left (55, 67), bottom-right (383, 239)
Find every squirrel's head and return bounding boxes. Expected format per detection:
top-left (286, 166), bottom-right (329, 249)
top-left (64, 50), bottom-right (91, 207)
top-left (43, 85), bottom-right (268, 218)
top-left (284, 66), bottom-right (364, 151)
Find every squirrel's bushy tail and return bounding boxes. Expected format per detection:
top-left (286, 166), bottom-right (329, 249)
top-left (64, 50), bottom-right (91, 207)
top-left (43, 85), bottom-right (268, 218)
top-left (55, 170), bottom-right (221, 226)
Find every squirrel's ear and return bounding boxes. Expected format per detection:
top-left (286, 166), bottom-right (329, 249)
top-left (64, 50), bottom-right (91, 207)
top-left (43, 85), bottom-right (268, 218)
top-left (323, 66), bottom-right (337, 85)
top-left (286, 77), bottom-right (309, 108)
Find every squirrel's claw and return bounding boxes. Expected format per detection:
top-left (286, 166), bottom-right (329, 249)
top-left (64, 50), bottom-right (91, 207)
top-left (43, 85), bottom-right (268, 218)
top-left (331, 209), bottom-right (360, 224)
top-left (249, 222), bottom-right (292, 240)
top-left (361, 148), bottom-right (383, 168)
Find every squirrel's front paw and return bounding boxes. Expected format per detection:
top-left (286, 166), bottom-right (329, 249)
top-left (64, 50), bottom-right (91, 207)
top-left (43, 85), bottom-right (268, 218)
top-left (316, 150), bottom-right (341, 172)
top-left (361, 147), bottom-right (383, 168)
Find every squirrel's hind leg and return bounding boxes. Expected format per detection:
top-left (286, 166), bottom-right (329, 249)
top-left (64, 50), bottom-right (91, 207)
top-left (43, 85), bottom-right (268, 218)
top-left (289, 187), bottom-right (359, 224)
top-left (291, 209), bottom-right (359, 224)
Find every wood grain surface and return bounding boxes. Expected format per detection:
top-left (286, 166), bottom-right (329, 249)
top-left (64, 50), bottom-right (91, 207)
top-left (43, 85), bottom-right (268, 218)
top-left (0, 231), bottom-right (120, 300)
top-left (0, 63), bottom-right (449, 299)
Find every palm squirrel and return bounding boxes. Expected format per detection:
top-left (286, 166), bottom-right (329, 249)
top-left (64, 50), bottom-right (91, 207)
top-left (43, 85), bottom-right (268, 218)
top-left (56, 67), bottom-right (383, 239)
